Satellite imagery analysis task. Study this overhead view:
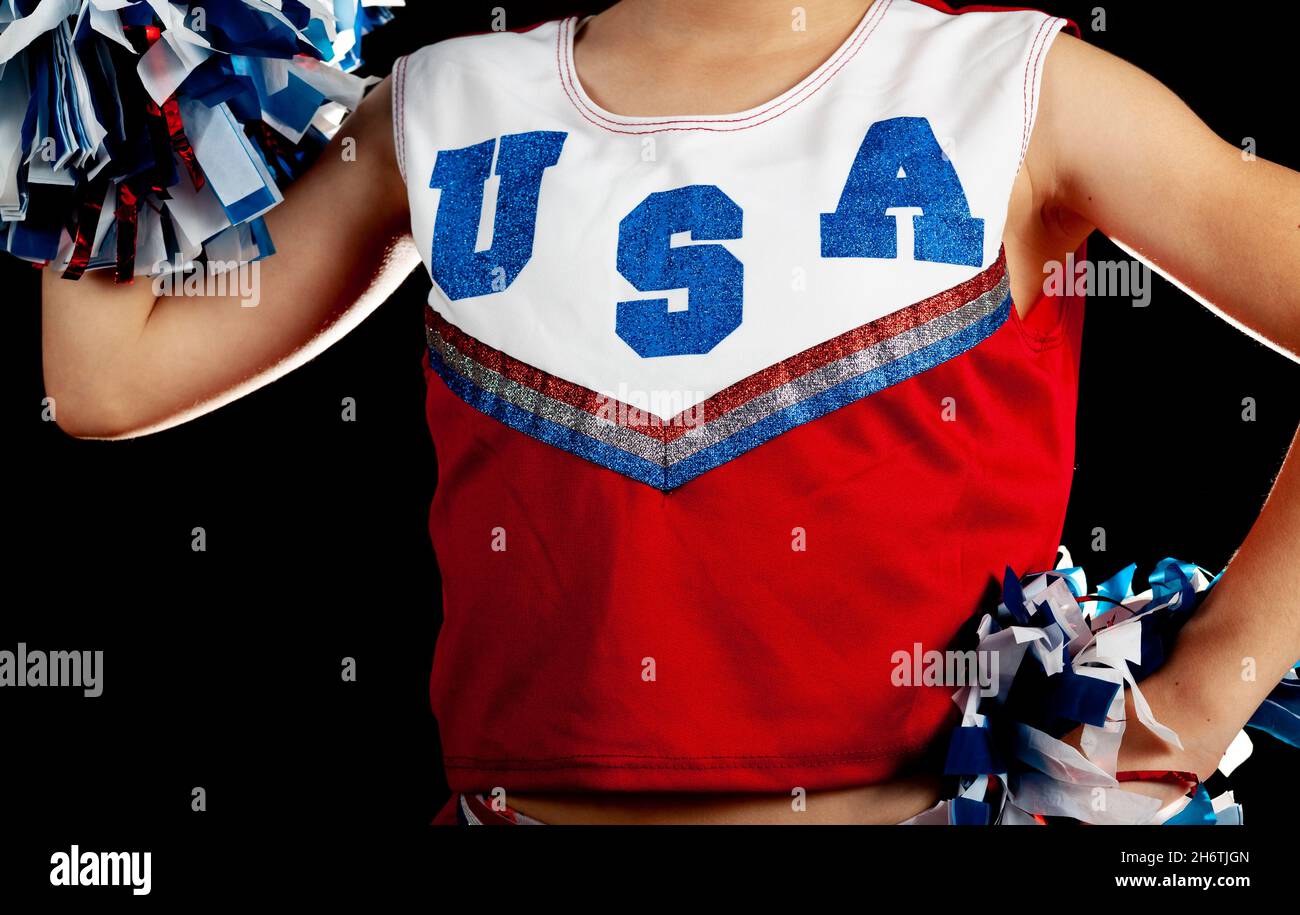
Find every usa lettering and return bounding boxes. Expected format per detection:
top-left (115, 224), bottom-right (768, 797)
top-left (428, 116), bottom-right (984, 354)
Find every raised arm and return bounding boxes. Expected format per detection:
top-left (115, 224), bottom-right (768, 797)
top-left (42, 77), bottom-right (419, 439)
top-left (1030, 34), bottom-right (1300, 795)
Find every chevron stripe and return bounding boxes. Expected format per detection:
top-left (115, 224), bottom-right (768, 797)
top-left (426, 250), bottom-right (1011, 490)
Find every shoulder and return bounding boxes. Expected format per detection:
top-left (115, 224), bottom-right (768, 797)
top-left (887, 1), bottom-right (1076, 129)
top-left (398, 20), bottom-right (561, 82)
top-left (895, 0), bottom-right (1069, 41)
top-left (1032, 29), bottom-right (1202, 171)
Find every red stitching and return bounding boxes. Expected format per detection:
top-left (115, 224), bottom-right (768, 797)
top-left (568, 1), bottom-right (884, 125)
top-left (1019, 15), bottom-right (1053, 161)
top-left (1024, 18), bottom-right (1062, 161)
top-left (1023, 17), bottom-right (1060, 160)
top-left (854, 0), bottom-right (1070, 162)
top-left (556, 0), bottom-right (892, 134)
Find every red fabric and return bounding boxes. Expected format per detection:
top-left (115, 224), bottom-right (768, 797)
top-left (421, 244), bottom-right (1086, 793)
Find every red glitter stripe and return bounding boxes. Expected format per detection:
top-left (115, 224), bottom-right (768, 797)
top-left (429, 249), bottom-right (1007, 440)
top-left (430, 308), bottom-right (672, 439)
top-left (689, 251), bottom-right (1006, 430)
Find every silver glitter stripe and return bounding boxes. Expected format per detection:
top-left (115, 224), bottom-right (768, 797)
top-left (429, 271), bottom-right (1008, 470)
top-left (665, 274), bottom-right (1010, 462)
top-left (428, 332), bottom-right (671, 463)
top-left (459, 795), bottom-right (483, 826)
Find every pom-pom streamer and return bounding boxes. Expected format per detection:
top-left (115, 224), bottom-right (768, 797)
top-left (0, 0), bottom-right (400, 281)
top-left (922, 546), bottom-right (1298, 825)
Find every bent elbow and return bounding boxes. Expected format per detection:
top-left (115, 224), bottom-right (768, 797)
top-left (43, 383), bottom-right (151, 441)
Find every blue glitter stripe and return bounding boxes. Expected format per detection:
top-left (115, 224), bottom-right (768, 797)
top-left (427, 344), bottom-right (670, 488)
top-left (427, 294), bottom-right (1009, 491)
top-left (662, 296), bottom-right (1010, 489)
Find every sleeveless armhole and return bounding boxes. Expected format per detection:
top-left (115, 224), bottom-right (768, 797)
top-left (1010, 11), bottom-right (1081, 348)
top-left (392, 54), bottom-right (409, 185)
top-left (1017, 13), bottom-right (1073, 172)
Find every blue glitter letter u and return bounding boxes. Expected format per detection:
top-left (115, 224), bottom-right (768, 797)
top-left (428, 131), bottom-right (567, 300)
top-left (820, 117), bottom-right (983, 267)
top-left (616, 185), bottom-right (744, 358)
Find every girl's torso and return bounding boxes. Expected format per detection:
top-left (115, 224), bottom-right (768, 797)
top-left (394, 1), bottom-right (1085, 822)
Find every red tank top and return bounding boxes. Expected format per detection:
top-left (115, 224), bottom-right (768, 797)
top-left (395, 2), bottom-right (1084, 792)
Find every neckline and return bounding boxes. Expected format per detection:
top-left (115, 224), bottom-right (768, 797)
top-left (557, 0), bottom-right (893, 133)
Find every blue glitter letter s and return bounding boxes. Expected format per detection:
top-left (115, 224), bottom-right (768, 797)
top-left (428, 131), bottom-right (567, 300)
top-left (821, 117), bottom-right (983, 267)
top-left (616, 185), bottom-right (744, 358)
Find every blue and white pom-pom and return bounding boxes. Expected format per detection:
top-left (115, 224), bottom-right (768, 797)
top-left (926, 547), bottom-right (1300, 826)
top-left (0, 1), bottom-right (398, 282)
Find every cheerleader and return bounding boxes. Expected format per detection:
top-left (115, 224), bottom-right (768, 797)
top-left (27, 1), bottom-right (1300, 824)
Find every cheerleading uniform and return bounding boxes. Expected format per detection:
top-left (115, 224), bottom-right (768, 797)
top-left (392, 0), bottom-right (1086, 796)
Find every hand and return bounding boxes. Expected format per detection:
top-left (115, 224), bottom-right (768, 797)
top-left (1062, 681), bottom-right (1225, 815)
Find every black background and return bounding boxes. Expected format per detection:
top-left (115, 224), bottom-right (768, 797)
top-left (4, 1), bottom-right (1298, 898)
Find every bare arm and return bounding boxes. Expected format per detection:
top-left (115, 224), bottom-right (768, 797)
top-left (42, 76), bottom-right (419, 439)
top-left (1031, 35), bottom-right (1300, 795)
top-left (1033, 34), bottom-right (1300, 359)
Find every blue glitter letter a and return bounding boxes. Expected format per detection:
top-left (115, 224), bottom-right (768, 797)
top-left (428, 131), bottom-right (567, 300)
top-left (821, 117), bottom-right (983, 267)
